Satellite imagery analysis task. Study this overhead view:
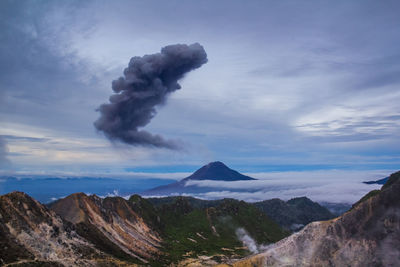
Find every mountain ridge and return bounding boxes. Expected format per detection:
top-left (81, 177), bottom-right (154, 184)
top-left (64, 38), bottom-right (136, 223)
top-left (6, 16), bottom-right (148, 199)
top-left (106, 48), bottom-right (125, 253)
top-left (146, 195), bottom-right (335, 232)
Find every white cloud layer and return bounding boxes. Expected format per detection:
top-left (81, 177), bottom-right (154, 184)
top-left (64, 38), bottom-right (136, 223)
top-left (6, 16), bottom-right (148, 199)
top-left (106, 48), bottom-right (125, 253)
top-left (183, 169), bottom-right (391, 203)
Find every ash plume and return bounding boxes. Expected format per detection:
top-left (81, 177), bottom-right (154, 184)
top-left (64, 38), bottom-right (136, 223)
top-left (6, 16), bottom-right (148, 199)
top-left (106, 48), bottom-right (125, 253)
top-left (94, 43), bottom-right (208, 149)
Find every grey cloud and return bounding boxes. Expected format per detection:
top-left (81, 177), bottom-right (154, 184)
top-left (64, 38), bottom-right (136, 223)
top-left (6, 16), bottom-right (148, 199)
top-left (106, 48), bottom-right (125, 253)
top-left (0, 0), bottom-right (106, 138)
top-left (304, 134), bottom-right (389, 143)
top-left (297, 114), bottom-right (400, 143)
top-left (94, 43), bottom-right (208, 149)
top-left (0, 136), bottom-right (11, 168)
top-left (0, 1), bottom-right (81, 103)
top-left (337, 54), bottom-right (400, 91)
top-left (355, 70), bottom-right (400, 90)
top-left (250, 53), bottom-right (400, 94)
top-left (0, 135), bottom-right (50, 143)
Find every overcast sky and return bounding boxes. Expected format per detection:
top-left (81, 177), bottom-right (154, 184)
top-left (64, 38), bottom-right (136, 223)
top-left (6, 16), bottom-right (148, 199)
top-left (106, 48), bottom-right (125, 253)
top-left (1, 0), bottom-right (400, 175)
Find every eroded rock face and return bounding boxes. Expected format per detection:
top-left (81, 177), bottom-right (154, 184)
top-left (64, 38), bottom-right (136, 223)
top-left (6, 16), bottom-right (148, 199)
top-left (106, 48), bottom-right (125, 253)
top-left (49, 193), bottom-right (162, 263)
top-left (229, 172), bottom-right (400, 267)
top-left (0, 192), bottom-right (100, 266)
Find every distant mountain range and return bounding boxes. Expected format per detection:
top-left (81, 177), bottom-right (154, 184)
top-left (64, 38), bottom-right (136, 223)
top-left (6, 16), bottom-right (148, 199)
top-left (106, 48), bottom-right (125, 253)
top-left (146, 195), bottom-right (334, 232)
top-left (142, 161), bottom-right (256, 196)
top-left (363, 176), bottom-right (389, 185)
top-left (1, 170), bottom-right (399, 266)
top-left (254, 197), bottom-right (334, 231)
top-left (0, 176), bottom-right (176, 203)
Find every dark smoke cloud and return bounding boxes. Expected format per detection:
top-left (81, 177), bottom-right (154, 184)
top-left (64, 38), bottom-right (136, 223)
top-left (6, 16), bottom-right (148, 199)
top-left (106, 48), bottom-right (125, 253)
top-left (94, 43), bottom-right (208, 149)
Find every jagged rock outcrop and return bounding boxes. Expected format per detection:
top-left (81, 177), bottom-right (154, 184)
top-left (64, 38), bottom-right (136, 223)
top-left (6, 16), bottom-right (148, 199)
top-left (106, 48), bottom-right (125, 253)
top-left (49, 193), bottom-right (162, 264)
top-left (0, 192), bottom-right (102, 266)
top-left (226, 171), bottom-right (400, 267)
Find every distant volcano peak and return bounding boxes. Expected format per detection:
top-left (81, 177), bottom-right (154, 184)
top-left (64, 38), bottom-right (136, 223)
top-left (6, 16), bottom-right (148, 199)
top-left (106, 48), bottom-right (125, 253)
top-left (206, 161), bottom-right (226, 167)
top-left (142, 161), bottom-right (256, 196)
top-left (182, 161), bottom-right (256, 181)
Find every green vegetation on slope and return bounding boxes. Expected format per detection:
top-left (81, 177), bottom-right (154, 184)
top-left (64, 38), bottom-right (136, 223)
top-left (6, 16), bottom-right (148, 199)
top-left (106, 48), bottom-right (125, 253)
top-left (129, 194), bottom-right (162, 230)
top-left (137, 197), bottom-right (289, 265)
top-left (147, 195), bottom-right (222, 209)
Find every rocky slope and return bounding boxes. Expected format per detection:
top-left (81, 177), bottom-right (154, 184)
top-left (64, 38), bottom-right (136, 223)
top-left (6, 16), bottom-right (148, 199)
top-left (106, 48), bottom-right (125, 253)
top-left (226, 171), bottom-right (400, 267)
top-left (0, 192), bottom-right (104, 266)
top-left (49, 193), bottom-right (161, 264)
